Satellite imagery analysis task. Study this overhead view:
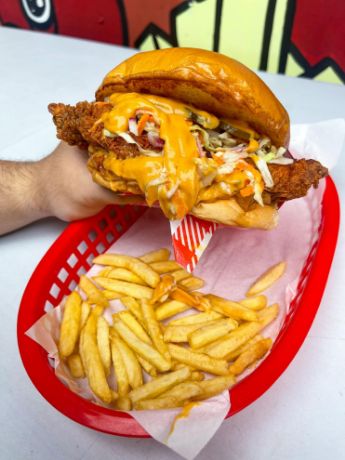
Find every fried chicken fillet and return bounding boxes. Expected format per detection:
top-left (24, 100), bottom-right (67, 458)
top-left (48, 101), bottom-right (327, 208)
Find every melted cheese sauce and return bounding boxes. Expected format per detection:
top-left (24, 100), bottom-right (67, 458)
top-left (100, 92), bottom-right (219, 219)
top-left (168, 402), bottom-right (200, 437)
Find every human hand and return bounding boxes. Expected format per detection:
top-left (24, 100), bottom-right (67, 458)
top-left (39, 142), bottom-right (117, 222)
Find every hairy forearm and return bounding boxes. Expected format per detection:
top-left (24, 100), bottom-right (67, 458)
top-left (0, 160), bottom-right (48, 235)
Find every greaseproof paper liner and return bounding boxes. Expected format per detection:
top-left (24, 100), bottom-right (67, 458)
top-left (25, 120), bottom-right (344, 460)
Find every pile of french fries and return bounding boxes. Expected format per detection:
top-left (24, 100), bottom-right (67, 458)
top-left (58, 248), bottom-right (286, 411)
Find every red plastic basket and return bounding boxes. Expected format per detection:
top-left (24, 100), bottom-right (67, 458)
top-left (17, 177), bottom-right (340, 438)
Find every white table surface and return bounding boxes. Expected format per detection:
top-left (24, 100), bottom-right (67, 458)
top-left (0, 27), bottom-right (344, 460)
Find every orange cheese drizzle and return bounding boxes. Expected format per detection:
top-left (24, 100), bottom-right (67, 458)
top-left (101, 92), bottom-right (219, 219)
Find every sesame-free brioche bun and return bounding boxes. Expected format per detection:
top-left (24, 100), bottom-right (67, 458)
top-left (96, 48), bottom-right (290, 147)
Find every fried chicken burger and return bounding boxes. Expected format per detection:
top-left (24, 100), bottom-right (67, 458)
top-left (49, 48), bottom-right (327, 229)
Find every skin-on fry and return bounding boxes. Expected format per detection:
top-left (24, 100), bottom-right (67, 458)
top-left (114, 335), bottom-right (143, 389)
top-left (80, 301), bottom-right (91, 329)
top-left (67, 353), bottom-right (85, 378)
top-left (206, 294), bottom-right (258, 321)
top-left (59, 291), bottom-right (82, 358)
top-left (96, 316), bottom-right (111, 375)
top-left (110, 338), bottom-right (129, 397)
top-left (79, 275), bottom-right (109, 308)
top-left (204, 322), bottom-right (262, 359)
top-left (93, 277), bottom-right (153, 300)
top-left (120, 296), bottom-right (144, 321)
top-left (168, 344), bottom-right (229, 376)
top-left (113, 318), bottom-right (171, 371)
top-left (150, 274), bottom-right (176, 304)
top-left (134, 381), bottom-right (202, 410)
top-left (93, 254), bottom-right (160, 288)
top-left (129, 367), bottom-right (191, 404)
top-left (80, 314), bottom-right (113, 404)
top-left (164, 321), bottom-right (226, 343)
top-left (179, 276), bottom-right (205, 292)
top-left (115, 311), bottom-right (151, 344)
top-left (139, 248), bottom-right (170, 264)
top-left (192, 375), bottom-right (236, 401)
top-left (137, 356), bottom-right (157, 377)
top-left (171, 269), bottom-right (191, 282)
top-left (225, 334), bottom-right (264, 361)
top-left (188, 318), bottom-right (238, 349)
top-left (155, 300), bottom-right (191, 321)
top-left (167, 311), bottom-right (223, 326)
top-left (102, 290), bottom-right (123, 300)
top-left (240, 295), bottom-right (267, 311)
top-left (246, 261), bottom-right (286, 296)
top-left (107, 267), bottom-right (145, 285)
top-left (229, 338), bottom-right (272, 375)
top-left (149, 260), bottom-right (182, 274)
top-left (141, 300), bottom-right (171, 363)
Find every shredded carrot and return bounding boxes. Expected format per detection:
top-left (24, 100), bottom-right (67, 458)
top-left (240, 185), bottom-right (254, 197)
top-left (137, 113), bottom-right (150, 135)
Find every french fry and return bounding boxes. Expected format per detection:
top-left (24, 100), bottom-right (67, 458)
top-left (246, 261), bottom-right (286, 296)
top-left (257, 303), bottom-right (280, 327)
top-left (96, 316), bottom-right (111, 375)
top-left (240, 295), bottom-right (267, 310)
top-left (171, 287), bottom-right (200, 307)
top-left (179, 276), bottom-right (205, 291)
top-left (67, 353), bottom-right (85, 378)
top-left (225, 334), bottom-right (264, 362)
top-left (206, 294), bottom-right (258, 321)
top-left (137, 356), bottom-right (157, 377)
top-left (102, 290), bottom-right (123, 300)
top-left (98, 267), bottom-right (113, 277)
top-left (107, 267), bottom-right (145, 285)
top-left (139, 248), bottom-right (170, 264)
top-left (149, 260), bottom-right (182, 274)
top-left (80, 301), bottom-right (91, 329)
top-left (93, 254), bottom-right (160, 288)
top-left (116, 396), bottom-right (132, 411)
top-left (80, 314), bottom-right (113, 404)
top-left (129, 367), bottom-right (191, 404)
top-left (188, 318), bottom-right (238, 349)
top-left (113, 318), bottom-right (171, 372)
top-left (190, 371), bottom-right (205, 381)
top-left (192, 375), bottom-right (236, 401)
top-left (168, 344), bottom-right (229, 375)
top-left (79, 275), bottom-right (109, 308)
top-left (204, 322), bottom-right (262, 359)
top-left (167, 311), bottom-right (223, 326)
top-left (229, 338), bottom-right (272, 375)
top-left (120, 296), bottom-right (144, 321)
top-left (59, 291), bottom-right (82, 358)
top-left (114, 335), bottom-right (143, 389)
top-left (134, 382), bottom-right (202, 410)
top-left (164, 321), bottom-right (225, 343)
top-left (116, 311), bottom-right (151, 344)
top-left (93, 305), bottom-right (104, 317)
top-left (155, 300), bottom-right (191, 321)
top-left (141, 300), bottom-right (171, 363)
top-left (93, 277), bottom-right (153, 300)
top-left (171, 269), bottom-right (191, 282)
top-left (150, 274), bottom-right (176, 304)
top-left (110, 337), bottom-right (129, 397)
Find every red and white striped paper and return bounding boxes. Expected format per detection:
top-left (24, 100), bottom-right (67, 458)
top-left (170, 215), bottom-right (219, 272)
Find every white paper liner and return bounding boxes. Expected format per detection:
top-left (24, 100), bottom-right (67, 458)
top-left (25, 120), bottom-right (344, 459)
